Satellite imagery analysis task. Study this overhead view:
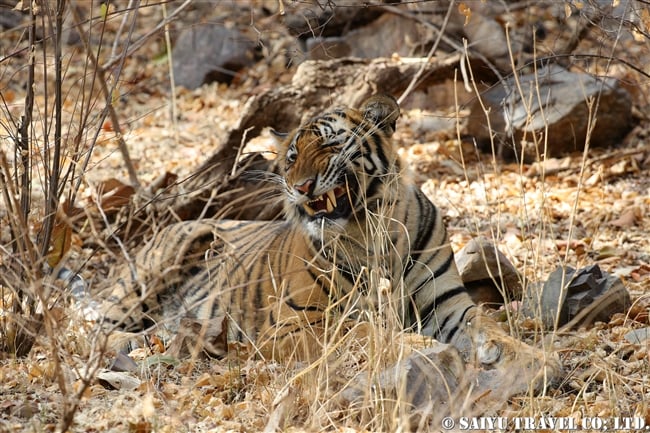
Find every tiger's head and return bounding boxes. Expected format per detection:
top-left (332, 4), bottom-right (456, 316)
top-left (275, 94), bottom-right (401, 236)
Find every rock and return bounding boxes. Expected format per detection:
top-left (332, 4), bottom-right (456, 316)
top-left (304, 5), bottom-right (512, 66)
top-left (466, 65), bottom-right (634, 161)
top-left (526, 264), bottom-right (632, 329)
top-left (282, 0), bottom-right (522, 73)
top-left (624, 327), bottom-right (650, 344)
top-left (305, 37), bottom-right (351, 60)
top-left (340, 342), bottom-right (470, 426)
top-left (307, 13), bottom-right (424, 60)
top-left (341, 339), bottom-right (543, 427)
top-left (0, 5), bottom-right (24, 30)
top-left (446, 0), bottom-right (516, 72)
top-left (456, 237), bottom-right (522, 305)
top-left (282, 1), bottom-right (385, 40)
top-left (108, 351), bottom-right (139, 373)
top-left (172, 25), bottom-right (255, 89)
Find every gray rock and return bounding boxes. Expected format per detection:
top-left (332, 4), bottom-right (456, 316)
top-left (340, 342), bottom-right (470, 426)
top-left (456, 237), bottom-right (522, 305)
top-left (341, 340), bottom-right (543, 427)
top-left (466, 65), bottom-right (634, 161)
top-left (528, 264), bottom-right (631, 329)
top-left (303, 4), bottom-right (513, 66)
top-left (307, 13), bottom-right (422, 60)
top-left (172, 25), bottom-right (255, 89)
top-left (0, 6), bottom-right (24, 30)
top-left (108, 351), bottom-right (139, 373)
top-left (448, 1), bottom-right (515, 72)
top-left (624, 327), bottom-right (650, 344)
top-left (282, 0), bottom-right (385, 40)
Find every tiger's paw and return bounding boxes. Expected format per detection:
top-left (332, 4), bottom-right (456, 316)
top-left (467, 315), bottom-right (562, 395)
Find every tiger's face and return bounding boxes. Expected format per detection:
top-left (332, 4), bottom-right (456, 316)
top-left (276, 94), bottom-right (401, 235)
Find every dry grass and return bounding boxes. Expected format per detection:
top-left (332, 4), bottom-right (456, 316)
top-left (1, 1), bottom-right (649, 432)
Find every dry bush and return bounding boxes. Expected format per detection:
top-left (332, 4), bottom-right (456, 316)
top-left (0, 1), bottom-right (178, 430)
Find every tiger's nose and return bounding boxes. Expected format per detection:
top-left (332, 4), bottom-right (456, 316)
top-left (294, 179), bottom-right (314, 195)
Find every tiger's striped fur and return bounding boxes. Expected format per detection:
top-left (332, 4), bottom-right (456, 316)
top-left (103, 95), bottom-right (559, 377)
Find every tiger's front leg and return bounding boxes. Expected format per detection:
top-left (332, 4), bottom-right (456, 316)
top-left (403, 226), bottom-right (561, 393)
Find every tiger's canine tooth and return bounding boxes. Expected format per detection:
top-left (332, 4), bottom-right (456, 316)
top-left (326, 190), bottom-right (337, 208)
top-left (325, 195), bottom-right (334, 213)
top-left (303, 204), bottom-right (316, 216)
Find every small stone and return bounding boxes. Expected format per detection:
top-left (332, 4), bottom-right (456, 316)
top-left (624, 327), bottom-right (650, 344)
top-left (108, 351), bottom-right (139, 373)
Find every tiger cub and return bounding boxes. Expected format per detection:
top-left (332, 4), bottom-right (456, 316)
top-left (102, 94), bottom-right (558, 384)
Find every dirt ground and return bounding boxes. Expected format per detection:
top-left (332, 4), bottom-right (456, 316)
top-left (1, 2), bottom-right (649, 432)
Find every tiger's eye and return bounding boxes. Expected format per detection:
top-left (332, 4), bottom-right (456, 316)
top-left (286, 152), bottom-right (296, 167)
top-left (286, 145), bottom-right (298, 168)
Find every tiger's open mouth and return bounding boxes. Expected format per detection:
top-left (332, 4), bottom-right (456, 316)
top-left (302, 186), bottom-right (350, 218)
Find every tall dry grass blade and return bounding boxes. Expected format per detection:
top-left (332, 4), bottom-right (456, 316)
top-left (69, 2), bottom-right (141, 189)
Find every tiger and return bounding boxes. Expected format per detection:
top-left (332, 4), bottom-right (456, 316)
top-left (101, 94), bottom-right (559, 386)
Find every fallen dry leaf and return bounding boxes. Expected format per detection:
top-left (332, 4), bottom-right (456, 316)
top-left (609, 208), bottom-right (638, 228)
top-left (97, 370), bottom-right (141, 390)
top-left (97, 178), bottom-right (136, 213)
top-left (46, 217), bottom-right (72, 267)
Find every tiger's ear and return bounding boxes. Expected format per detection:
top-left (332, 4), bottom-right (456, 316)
top-left (360, 94), bottom-right (400, 136)
top-left (270, 128), bottom-right (289, 150)
top-left (270, 129), bottom-right (289, 140)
